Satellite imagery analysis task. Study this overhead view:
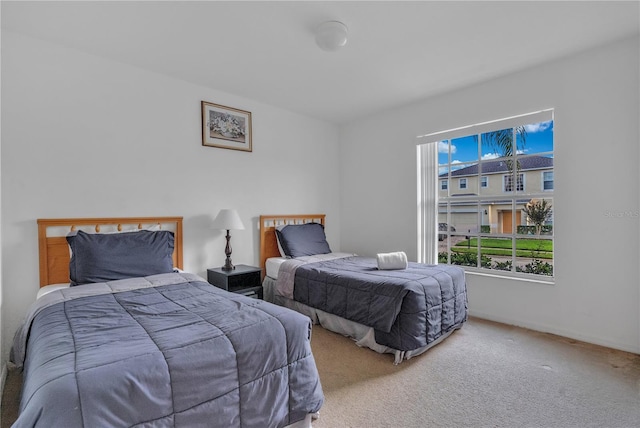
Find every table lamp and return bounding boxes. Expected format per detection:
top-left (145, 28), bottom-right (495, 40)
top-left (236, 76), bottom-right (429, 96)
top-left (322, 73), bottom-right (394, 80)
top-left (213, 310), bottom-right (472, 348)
top-left (211, 209), bottom-right (245, 270)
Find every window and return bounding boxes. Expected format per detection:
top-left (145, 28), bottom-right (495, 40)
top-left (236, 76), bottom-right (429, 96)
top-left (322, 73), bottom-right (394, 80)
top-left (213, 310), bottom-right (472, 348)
top-left (441, 180), bottom-right (448, 190)
top-left (417, 109), bottom-right (554, 280)
top-left (543, 171), bottom-right (554, 190)
top-left (504, 173), bottom-right (524, 192)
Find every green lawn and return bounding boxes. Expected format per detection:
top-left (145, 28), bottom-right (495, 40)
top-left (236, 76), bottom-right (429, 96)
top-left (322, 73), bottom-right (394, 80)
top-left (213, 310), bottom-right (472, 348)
top-left (453, 237), bottom-right (553, 259)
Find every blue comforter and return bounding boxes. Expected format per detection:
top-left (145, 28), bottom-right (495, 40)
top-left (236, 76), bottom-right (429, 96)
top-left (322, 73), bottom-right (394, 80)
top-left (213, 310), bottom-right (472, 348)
top-left (11, 272), bottom-right (323, 427)
top-left (292, 256), bottom-right (467, 351)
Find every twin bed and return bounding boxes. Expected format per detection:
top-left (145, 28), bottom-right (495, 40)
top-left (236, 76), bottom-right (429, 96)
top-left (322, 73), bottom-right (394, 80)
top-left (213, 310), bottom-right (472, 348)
top-left (11, 217), bottom-right (323, 428)
top-left (259, 214), bottom-right (468, 364)
top-left (11, 214), bottom-right (467, 427)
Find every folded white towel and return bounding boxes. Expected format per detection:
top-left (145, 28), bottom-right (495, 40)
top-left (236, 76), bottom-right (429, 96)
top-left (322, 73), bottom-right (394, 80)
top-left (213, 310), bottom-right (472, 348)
top-left (376, 251), bottom-right (408, 270)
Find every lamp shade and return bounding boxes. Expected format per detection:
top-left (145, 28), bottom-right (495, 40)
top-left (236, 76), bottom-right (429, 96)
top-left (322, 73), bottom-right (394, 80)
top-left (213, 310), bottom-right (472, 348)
top-left (212, 209), bottom-right (245, 230)
top-left (315, 21), bottom-right (348, 52)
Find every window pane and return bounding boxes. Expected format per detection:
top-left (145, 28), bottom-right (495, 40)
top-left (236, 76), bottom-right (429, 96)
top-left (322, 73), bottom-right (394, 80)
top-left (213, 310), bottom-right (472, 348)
top-left (449, 162), bottom-right (477, 195)
top-left (514, 237), bottom-right (553, 276)
top-left (438, 140), bottom-right (451, 166)
top-left (520, 198), bottom-right (553, 235)
top-left (449, 199), bottom-right (479, 269)
top-left (515, 154), bottom-right (553, 194)
top-left (450, 235), bottom-right (478, 268)
top-left (450, 135), bottom-right (479, 163)
top-left (481, 128), bottom-right (513, 159)
top-left (438, 201), bottom-right (452, 263)
top-left (449, 201), bottom-right (478, 238)
top-left (521, 120), bottom-right (554, 155)
top-left (517, 197), bottom-right (554, 276)
top-left (438, 166), bottom-right (450, 197)
top-left (480, 237), bottom-right (514, 272)
top-left (477, 163), bottom-right (495, 196)
top-left (480, 203), bottom-right (492, 235)
top-left (437, 201), bottom-right (450, 239)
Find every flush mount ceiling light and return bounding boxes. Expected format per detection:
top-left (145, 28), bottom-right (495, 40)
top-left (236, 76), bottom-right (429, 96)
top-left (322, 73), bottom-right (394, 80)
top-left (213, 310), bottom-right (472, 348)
top-left (315, 20), bottom-right (348, 52)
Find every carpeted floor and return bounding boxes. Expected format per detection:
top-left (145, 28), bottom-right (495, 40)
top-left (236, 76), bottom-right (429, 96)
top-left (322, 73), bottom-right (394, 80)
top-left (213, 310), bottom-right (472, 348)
top-left (310, 317), bottom-right (640, 428)
top-left (1, 364), bottom-right (21, 427)
top-left (2, 317), bottom-right (639, 427)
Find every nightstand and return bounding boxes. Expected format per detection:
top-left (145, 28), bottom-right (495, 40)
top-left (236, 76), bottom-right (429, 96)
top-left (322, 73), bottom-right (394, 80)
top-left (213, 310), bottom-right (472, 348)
top-left (206, 264), bottom-right (263, 299)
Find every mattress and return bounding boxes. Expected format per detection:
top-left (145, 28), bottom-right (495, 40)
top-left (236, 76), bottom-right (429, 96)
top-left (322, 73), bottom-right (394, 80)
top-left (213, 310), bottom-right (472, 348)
top-left (35, 283), bottom-right (70, 299)
top-left (266, 256), bottom-right (288, 279)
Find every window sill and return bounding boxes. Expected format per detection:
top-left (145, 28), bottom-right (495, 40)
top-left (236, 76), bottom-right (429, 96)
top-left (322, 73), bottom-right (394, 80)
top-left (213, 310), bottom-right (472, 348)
top-left (464, 268), bottom-right (555, 285)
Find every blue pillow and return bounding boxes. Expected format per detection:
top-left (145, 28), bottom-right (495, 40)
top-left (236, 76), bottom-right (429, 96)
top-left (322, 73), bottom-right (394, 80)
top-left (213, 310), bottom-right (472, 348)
top-left (67, 230), bottom-right (174, 286)
top-left (275, 222), bottom-right (331, 258)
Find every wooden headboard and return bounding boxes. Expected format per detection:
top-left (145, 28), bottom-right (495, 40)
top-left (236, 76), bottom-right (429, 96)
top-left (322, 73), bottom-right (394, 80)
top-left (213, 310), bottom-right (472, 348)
top-left (37, 216), bottom-right (184, 287)
top-left (259, 214), bottom-right (325, 276)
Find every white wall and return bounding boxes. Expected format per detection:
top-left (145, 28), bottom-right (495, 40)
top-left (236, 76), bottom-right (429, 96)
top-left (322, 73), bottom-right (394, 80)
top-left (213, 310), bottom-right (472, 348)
top-left (340, 36), bottom-right (640, 353)
top-left (0, 31), bottom-right (341, 362)
top-left (2, 30), bottom-right (638, 371)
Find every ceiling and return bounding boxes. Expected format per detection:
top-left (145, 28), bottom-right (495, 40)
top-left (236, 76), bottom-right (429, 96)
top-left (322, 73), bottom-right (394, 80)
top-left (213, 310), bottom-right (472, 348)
top-left (3, 1), bottom-right (639, 124)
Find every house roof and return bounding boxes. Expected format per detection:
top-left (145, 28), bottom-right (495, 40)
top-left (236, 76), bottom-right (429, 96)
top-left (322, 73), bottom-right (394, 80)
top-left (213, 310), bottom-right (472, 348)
top-left (441, 156), bottom-right (553, 178)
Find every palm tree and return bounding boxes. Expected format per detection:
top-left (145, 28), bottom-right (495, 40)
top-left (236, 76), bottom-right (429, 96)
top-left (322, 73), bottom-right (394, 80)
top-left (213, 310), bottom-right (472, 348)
top-left (482, 126), bottom-right (527, 171)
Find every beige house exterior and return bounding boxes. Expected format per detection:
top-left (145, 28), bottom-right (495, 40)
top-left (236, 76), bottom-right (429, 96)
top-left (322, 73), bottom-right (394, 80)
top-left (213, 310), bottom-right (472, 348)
top-left (439, 156), bottom-right (553, 235)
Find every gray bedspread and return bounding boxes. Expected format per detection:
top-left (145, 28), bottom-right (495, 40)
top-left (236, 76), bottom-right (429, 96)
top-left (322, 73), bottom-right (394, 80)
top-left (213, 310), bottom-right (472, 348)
top-left (11, 272), bottom-right (323, 428)
top-left (291, 256), bottom-right (467, 351)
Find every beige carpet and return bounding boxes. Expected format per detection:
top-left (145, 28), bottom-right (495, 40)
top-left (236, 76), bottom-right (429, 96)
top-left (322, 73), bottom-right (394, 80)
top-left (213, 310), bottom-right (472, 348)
top-left (309, 317), bottom-right (640, 428)
top-left (2, 317), bottom-right (639, 427)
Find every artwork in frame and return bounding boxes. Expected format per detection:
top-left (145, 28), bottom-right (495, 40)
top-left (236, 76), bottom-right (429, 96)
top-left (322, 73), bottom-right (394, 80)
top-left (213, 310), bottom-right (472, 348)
top-left (201, 101), bottom-right (252, 152)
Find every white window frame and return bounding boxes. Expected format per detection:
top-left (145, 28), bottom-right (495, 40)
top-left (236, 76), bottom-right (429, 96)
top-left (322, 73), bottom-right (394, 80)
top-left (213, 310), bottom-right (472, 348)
top-left (480, 176), bottom-right (488, 188)
top-left (417, 109), bottom-right (554, 282)
top-left (441, 180), bottom-right (448, 191)
top-left (459, 178), bottom-right (467, 190)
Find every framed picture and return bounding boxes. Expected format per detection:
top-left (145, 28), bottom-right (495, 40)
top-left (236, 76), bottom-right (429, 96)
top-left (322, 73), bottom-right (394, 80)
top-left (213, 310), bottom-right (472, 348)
top-left (201, 101), bottom-right (252, 152)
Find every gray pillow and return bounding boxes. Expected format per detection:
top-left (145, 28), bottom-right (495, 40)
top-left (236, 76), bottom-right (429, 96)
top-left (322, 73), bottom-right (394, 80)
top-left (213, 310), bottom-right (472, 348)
top-left (67, 230), bottom-right (174, 286)
top-left (275, 222), bottom-right (331, 258)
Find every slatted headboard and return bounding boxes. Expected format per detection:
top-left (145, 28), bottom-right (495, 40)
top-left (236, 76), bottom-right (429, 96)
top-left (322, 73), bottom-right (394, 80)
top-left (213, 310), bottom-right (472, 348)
top-left (258, 214), bottom-right (325, 277)
top-left (37, 216), bottom-right (184, 287)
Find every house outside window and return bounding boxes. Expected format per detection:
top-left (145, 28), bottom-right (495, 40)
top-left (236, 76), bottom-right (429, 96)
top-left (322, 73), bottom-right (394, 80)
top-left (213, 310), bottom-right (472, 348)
top-left (459, 178), bottom-right (467, 189)
top-left (418, 109), bottom-right (554, 280)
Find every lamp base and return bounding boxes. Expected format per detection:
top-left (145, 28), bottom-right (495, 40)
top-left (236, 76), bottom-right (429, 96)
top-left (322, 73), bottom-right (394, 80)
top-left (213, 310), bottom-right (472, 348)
top-left (222, 258), bottom-right (235, 271)
top-left (221, 229), bottom-right (235, 270)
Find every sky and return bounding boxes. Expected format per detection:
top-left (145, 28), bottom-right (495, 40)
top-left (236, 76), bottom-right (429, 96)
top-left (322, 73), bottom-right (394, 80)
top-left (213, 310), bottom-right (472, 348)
top-left (438, 120), bottom-right (554, 167)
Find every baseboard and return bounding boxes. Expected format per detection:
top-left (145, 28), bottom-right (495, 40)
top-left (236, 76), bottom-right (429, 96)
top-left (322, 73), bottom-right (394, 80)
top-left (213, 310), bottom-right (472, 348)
top-left (468, 310), bottom-right (640, 355)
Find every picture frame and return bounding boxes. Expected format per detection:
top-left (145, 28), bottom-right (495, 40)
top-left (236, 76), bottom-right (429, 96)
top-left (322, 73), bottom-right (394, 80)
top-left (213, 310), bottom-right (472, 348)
top-left (201, 101), bottom-right (252, 152)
